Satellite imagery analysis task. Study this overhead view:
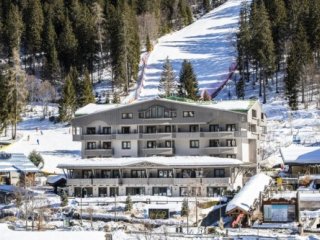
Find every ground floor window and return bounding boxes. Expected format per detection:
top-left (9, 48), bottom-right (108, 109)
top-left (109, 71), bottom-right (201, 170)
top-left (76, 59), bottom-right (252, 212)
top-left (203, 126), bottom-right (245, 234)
top-left (153, 187), bottom-right (171, 196)
top-left (180, 187), bottom-right (188, 196)
top-left (98, 187), bottom-right (107, 197)
top-left (126, 187), bottom-right (145, 195)
top-left (190, 187), bottom-right (201, 196)
top-left (74, 187), bottom-right (93, 197)
top-left (207, 187), bottom-right (225, 197)
top-left (110, 187), bottom-right (119, 197)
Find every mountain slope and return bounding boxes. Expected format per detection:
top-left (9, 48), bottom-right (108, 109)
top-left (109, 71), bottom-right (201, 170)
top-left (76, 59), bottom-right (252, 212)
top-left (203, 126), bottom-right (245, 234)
top-left (138, 0), bottom-right (243, 100)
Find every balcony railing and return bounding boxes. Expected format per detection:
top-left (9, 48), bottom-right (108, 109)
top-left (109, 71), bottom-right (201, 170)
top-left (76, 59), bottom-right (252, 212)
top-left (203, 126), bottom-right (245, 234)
top-left (84, 148), bottom-right (113, 156)
top-left (202, 177), bottom-right (231, 186)
top-left (141, 147), bottom-right (174, 155)
top-left (202, 146), bottom-right (237, 155)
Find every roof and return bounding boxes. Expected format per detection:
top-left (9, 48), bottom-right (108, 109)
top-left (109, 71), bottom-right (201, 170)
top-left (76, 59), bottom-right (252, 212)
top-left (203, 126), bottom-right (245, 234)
top-left (280, 145), bottom-right (320, 165)
top-left (57, 156), bottom-right (247, 169)
top-left (47, 175), bottom-right (66, 185)
top-left (74, 98), bottom-right (256, 116)
top-left (0, 152), bottom-right (39, 173)
top-left (226, 173), bottom-right (272, 214)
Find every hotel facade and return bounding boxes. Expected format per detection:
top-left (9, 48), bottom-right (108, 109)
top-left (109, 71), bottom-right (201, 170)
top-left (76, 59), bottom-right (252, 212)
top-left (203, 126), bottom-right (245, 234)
top-left (60, 98), bottom-right (265, 197)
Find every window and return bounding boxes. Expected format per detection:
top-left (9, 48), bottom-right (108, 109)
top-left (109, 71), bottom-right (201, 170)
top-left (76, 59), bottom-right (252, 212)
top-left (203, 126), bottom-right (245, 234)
top-left (226, 124), bottom-right (236, 131)
top-left (190, 140), bottom-right (199, 148)
top-left (102, 127), bottom-right (111, 134)
top-left (183, 111), bottom-right (194, 117)
top-left (209, 139), bottom-right (219, 147)
top-left (180, 187), bottom-right (188, 196)
top-left (110, 187), bottom-right (119, 197)
top-left (226, 139), bottom-right (236, 147)
top-left (250, 124), bottom-right (257, 133)
top-left (122, 113), bottom-right (133, 119)
top-left (207, 187), bottom-right (225, 197)
top-left (252, 109), bottom-right (257, 118)
top-left (226, 154), bottom-right (236, 159)
top-left (86, 127), bottom-right (96, 134)
top-left (165, 140), bottom-right (172, 148)
top-left (122, 141), bottom-right (131, 149)
top-left (131, 170), bottom-right (146, 178)
top-left (158, 169), bottom-right (173, 178)
top-left (102, 142), bottom-right (111, 149)
top-left (101, 170), bottom-right (111, 178)
top-left (98, 187), bottom-right (107, 197)
top-left (214, 169), bottom-right (225, 178)
top-left (83, 170), bottom-right (93, 178)
top-left (121, 126), bottom-right (130, 134)
top-left (153, 187), bottom-right (170, 196)
top-left (189, 125), bottom-right (198, 132)
top-left (261, 113), bottom-right (265, 121)
top-left (146, 126), bottom-right (156, 133)
top-left (87, 142), bottom-right (96, 149)
top-left (164, 126), bottom-right (171, 133)
top-left (139, 106), bottom-right (176, 119)
top-left (209, 124), bottom-right (219, 132)
top-left (147, 141), bottom-right (156, 148)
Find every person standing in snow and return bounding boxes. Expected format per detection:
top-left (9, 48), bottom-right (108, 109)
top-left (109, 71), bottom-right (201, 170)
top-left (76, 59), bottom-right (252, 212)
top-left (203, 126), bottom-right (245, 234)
top-left (37, 139), bottom-right (39, 145)
top-left (27, 135), bottom-right (30, 141)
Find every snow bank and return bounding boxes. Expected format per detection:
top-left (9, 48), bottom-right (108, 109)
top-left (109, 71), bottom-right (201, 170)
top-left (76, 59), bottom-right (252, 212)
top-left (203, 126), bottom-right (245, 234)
top-left (280, 145), bottom-right (320, 165)
top-left (226, 173), bottom-right (272, 213)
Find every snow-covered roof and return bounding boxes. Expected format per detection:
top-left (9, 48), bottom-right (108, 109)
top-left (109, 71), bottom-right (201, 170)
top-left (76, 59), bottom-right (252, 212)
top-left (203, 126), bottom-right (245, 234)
top-left (75, 98), bottom-right (255, 116)
top-left (47, 174), bottom-right (66, 184)
top-left (226, 173), bottom-right (272, 214)
top-left (280, 145), bottom-right (320, 165)
top-left (57, 156), bottom-right (246, 169)
top-left (0, 152), bottom-right (39, 173)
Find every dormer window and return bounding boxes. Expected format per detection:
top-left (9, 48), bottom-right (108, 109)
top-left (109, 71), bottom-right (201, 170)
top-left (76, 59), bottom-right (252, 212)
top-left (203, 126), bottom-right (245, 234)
top-left (183, 111), bottom-right (194, 117)
top-left (139, 105), bottom-right (176, 119)
top-left (122, 113), bottom-right (133, 119)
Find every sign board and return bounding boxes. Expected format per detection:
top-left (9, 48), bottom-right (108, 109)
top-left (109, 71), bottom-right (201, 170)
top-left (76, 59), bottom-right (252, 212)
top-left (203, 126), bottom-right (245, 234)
top-left (148, 209), bottom-right (169, 219)
top-left (263, 204), bottom-right (295, 222)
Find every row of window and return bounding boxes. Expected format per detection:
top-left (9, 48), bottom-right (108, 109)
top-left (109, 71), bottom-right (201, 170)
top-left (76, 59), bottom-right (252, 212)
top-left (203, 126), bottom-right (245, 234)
top-left (85, 124), bottom-right (238, 135)
top-left (74, 186), bottom-right (226, 197)
top-left (73, 169), bottom-right (226, 179)
top-left (87, 139), bottom-right (236, 150)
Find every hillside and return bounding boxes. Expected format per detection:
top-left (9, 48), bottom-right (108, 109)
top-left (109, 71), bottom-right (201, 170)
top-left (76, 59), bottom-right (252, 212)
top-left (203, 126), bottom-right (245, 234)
top-left (138, 0), bottom-right (242, 100)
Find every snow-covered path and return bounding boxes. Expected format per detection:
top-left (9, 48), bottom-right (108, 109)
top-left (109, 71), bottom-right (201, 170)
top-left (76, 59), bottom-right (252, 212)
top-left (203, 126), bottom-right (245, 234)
top-left (138, 0), bottom-right (242, 100)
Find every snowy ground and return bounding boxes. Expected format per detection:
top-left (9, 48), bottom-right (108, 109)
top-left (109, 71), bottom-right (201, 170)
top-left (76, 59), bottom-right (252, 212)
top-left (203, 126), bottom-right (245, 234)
top-left (4, 104), bottom-right (80, 173)
top-left (138, 0), bottom-right (242, 99)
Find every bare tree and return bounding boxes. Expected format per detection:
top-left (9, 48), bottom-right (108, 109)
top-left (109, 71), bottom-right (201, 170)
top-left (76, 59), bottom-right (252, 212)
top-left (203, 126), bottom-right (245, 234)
top-left (38, 80), bottom-right (56, 118)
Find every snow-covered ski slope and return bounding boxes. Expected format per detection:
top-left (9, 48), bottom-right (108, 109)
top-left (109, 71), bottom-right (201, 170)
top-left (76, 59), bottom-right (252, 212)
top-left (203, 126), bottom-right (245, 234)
top-left (138, 0), bottom-right (243, 100)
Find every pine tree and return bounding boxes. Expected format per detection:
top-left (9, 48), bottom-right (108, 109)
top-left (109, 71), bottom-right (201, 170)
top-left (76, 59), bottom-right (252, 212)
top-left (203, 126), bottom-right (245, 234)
top-left (4, 3), bottom-right (23, 58)
top-left (178, 60), bottom-right (199, 100)
top-left (79, 69), bottom-right (95, 107)
top-left (58, 16), bottom-right (78, 72)
top-left (185, 5), bottom-right (193, 25)
top-left (25, 0), bottom-right (44, 68)
top-left (202, 89), bottom-right (211, 101)
top-left (0, 71), bottom-right (10, 134)
top-left (236, 77), bottom-right (245, 99)
top-left (125, 195), bottom-right (133, 211)
top-left (181, 198), bottom-right (189, 217)
top-left (146, 34), bottom-right (152, 52)
top-left (59, 73), bottom-right (77, 122)
top-left (158, 57), bottom-right (176, 97)
top-left (112, 91), bottom-right (120, 104)
top-left (43, 17), bottom-right (60, 85)
top-left (203, 0), bottom-right (211, 13)
top-left (60, 190), bottom-right (68, 207)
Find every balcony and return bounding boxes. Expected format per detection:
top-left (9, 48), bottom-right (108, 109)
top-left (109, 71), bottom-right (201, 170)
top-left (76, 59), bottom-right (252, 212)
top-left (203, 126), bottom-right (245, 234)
top-left (67, 179), bottom-right (92, 185)
top-left (84, 148), bottom-right (113, 156)
top-left (82, 134), bottom-right (112, 141)
top-left (93, 178), bottom-right (119, 185)
top-left (200, 131), bottom-right (235, 138)
top-left (140, 132), bottom-right (173, 140)
top-left (202, 146), bottom-right (237, 155)
top-left (174, 178), bottom-right (201, 185)
top-left (148, 178), bottom-right (174, 185)
top-left (73, 135), bottom-right (82, 141)
top-left (202, 177), bottom-right (231, 187)
top-left (141, 147), bottom-right (174, 156)
top-left (122, 178), bottom-right (148, 185)
top-left (175, 132), bottom-right (201, 138)
top-left (114, 133), bottom-right (139, 140)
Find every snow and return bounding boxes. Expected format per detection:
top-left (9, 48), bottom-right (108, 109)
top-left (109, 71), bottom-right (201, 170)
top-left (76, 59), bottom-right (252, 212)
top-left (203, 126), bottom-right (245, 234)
top-left (280, 145), bottom-right (320, 165)
top-left (138, 0), bottom-right (243, 99)
top-left (0, 153), bottom-right (39, 173)
top-left (4, 104), bottom-right (81, 174)
top-left (0, 223), bottom-right (105, 240)
top-left (47, 174), bottom-right (66, 185)
top-left (226, 173), bottom-right (272, 213)
top-left (58, 155), bottom-right (244, 169)
top-left (74, 98), bottom-right (255, 117)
